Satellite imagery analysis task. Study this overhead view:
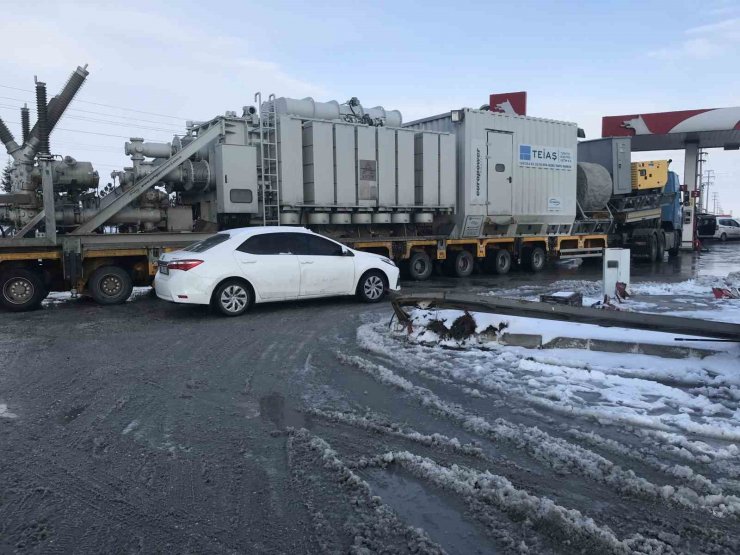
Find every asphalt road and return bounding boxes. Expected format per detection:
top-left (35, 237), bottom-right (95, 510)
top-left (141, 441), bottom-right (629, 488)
top-left (1, 243), bottom-right (739, 553)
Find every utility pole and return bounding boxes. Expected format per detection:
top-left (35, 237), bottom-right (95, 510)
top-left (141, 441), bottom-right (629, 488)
top-left (712, 192), bottom-right (719, 215)
top-left (702, 168), bottom-right (715, 214)
top-left (697, 149), bottom-right (707, 212)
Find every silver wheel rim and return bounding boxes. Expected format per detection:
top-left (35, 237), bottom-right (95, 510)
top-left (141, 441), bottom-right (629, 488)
top-left (100, 274), bottom-right (123, 297)
top-left (533, 251), bottom-right (544, 268)
top-left (458, 255), bottom-right (470, 273)
top-left (220, 285), bottom-right (249, 313)
top-left (412, 258), bottom-right (427, 276)
top-left (363, 275), bottom-right (384, 300)
top-left (3, 277), bottom-right (34, 305)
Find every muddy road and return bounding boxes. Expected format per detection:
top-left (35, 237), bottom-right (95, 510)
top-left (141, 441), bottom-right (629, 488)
top-left (1, 245), bottom-right (740, 553)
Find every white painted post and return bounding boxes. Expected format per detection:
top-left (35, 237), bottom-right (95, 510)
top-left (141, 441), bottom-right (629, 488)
top-left (603, 248), bottom-right (631, 298)
top-left (681, 143), bottom-right (699, 250)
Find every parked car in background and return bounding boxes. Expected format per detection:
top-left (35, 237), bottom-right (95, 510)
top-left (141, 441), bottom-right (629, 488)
top-left (697, 214), bottom-right (717, 241)
top-left (154, 227), bottom-right (400, 316)
top-left (714, 217), bottom-right (740, 241)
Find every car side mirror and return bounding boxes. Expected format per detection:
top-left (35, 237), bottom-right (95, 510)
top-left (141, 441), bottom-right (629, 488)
top-left (341, 248), bottom-right (354, 257)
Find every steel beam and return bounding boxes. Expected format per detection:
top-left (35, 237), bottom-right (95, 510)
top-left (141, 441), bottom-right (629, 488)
top-left (391, 293), bottom-right (740, 341)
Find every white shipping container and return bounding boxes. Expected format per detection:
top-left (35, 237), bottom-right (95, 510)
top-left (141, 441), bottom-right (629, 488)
top-left (405, 109), bottom-right (578, 237)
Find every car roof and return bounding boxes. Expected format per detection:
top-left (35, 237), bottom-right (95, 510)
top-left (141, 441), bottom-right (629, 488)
top-left (220, 226), bottom-right (315, 238)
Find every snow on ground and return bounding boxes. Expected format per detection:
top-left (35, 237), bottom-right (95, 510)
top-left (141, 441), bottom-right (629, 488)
top-left (43, 286), bottom-right (152, 306)
top-left (481, 270), bottom-right (740, 324)
top-left (359, 309), bottom-right (740, 446)
top-left (0, 403), bottom-right (18, 419)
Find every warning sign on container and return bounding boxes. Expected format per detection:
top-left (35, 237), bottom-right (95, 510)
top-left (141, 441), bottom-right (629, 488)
top-left (518, 144), bottom-right (574, 170)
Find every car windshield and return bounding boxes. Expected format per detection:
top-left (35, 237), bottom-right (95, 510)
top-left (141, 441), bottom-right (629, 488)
top-left (182, 233), bottom-right (230, 253)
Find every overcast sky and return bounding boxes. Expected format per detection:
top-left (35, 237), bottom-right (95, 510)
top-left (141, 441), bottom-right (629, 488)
top-left (1, 0), bottom-right (739, 215)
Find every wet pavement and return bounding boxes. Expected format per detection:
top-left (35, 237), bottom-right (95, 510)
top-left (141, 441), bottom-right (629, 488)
top-left (1, 239), bottom-right (739, 553)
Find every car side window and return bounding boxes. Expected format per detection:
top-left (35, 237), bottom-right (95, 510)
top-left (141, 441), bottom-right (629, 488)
top-left (299, 234), bottom-right (344, 256)
top-left (237, 233), bottom-right (295, 255)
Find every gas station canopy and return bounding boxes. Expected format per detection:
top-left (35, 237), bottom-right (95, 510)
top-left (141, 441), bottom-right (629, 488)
top-left (602, 107), bottom-right (740, 151)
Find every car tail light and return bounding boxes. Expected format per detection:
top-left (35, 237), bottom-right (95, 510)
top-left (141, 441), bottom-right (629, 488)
top-left (167, 259), bottom-right (203, 271)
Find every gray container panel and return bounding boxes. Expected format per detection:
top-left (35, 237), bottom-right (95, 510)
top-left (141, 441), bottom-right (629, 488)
top-left (396, 129), bottom-right (415, 206)
top-left (356, 126), bottom-right (377, 206)
top-left (377, 127), bottom-right (396, 207)
top-left (278, 116), bottom-right (303, 205)
top-left (334, 124), bottom-right (355, 205)
top-left (415, 133), bottom-right (439, 206)
top-left (215, 144), bottom-right (258, 214)
top-left (439, 133), bottom-right (456, 208)
top-left (302, 121), bottom-right (333, 205)
top-left (577, 137), bottom-right (631, 195)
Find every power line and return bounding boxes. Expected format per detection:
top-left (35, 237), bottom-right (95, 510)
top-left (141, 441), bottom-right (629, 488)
top-left (0, 120), bottom-right (147, 139)
top-left (0, 96), bottom-right (185, 128)
top-left (0, 82), bottom-right (187, 120)
top-left (0, 104), bottom-right (183, 134)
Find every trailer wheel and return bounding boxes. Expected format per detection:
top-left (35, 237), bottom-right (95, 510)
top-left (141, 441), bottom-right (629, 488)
top-left (668, 233), bottom-right (680, 256)
top-left (407, 251), bottom-right (432, 281)
top-left (0, 268), bottom-right (47, 312)
top-left (647, 234), bottom-right (659, 262)
top-left (656, 232), bottom-right (666, 262)
top-left (448, 250), bottom-right (474, 278)
top-left (89, 265), bottom-right (133, 305)
top-left (486, 249), bottom-right (511, 275)
top-left (522, 246), bottom-right (546, 272)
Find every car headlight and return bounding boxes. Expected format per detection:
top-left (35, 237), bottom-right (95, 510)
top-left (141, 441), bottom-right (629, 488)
top-left (381, 257), bottom-right (396, 267)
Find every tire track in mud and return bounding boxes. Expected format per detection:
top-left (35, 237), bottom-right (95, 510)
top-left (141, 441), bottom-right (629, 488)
top-left (286, 428), bottom-right (447, 554)
top-left (357, 322), bottom-right (740, 506)
top-left (332, 351), bottom-right (740, 552)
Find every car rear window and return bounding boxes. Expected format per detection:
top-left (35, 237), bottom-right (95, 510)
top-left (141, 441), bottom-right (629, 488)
top-left (183, 233), bottom-right (231, 253)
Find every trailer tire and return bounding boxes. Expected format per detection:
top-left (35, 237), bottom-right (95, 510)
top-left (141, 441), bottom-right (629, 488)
top-left (0, 268), bottom-right (46, 312)
top-left (89, 265), bottom-right (133, 305)
top-left (647, 234), bottom-right (659, 262)
top-left (448, 250), bottom-right (474, 278)
top-left (523, 246), bottom-right (546, 272)
top-left (487, 249), bottom-right (512, 275)
top-left (668, 233), bottom-right (680, 256)
top-left (656, 232), bottom-right (666, 262)
top-left (407, 251), bottom-right (432, 281)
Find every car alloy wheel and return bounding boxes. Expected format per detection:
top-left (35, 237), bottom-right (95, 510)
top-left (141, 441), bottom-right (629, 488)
top-left (363, 275), bottom-right (385, 301)
top-left (220, 284), bottom-right (249, 313)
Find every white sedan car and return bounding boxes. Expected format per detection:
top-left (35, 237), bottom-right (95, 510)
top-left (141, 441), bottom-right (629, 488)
top-left (154, 227), bottom-right (400, 316)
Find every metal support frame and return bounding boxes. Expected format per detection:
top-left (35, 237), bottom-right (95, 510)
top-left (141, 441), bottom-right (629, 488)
top-left (681, 142), bottom-right (699, 250)
top-left (40, 156), bottom-right (56, 243)
top-left (70, 121), bottom-right (224, 235)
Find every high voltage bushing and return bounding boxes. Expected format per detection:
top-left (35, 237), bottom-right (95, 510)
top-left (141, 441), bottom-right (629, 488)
top-left (21, 105), bottom-right (30, 143)
top-left (35, 81), bottom-right (50, 155)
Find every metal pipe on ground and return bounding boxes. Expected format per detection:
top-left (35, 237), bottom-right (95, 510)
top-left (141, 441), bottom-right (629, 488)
top-left (390, 293), bottom-right (740, 341)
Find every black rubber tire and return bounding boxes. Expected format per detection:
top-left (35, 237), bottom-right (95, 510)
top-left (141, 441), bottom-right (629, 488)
top-left (647, 234), bottom-right (658, 261)
top-left (668, 233), bottom-right (680, 256)
top-left (356, 270), bottom-right (387, 303)
top-left (523, 246), bottom-right (547, 272)
top-left (656, 232), bottom-right (666, 262)
top-left (450, 250), bottom-right (474, 278)
top-left (490, 249), bottom-right (512, 275)
top-left (0, 268), bottom-right (46, 312)
top-left (720, 233), bottom-right (728, 242)
top-left (212, 279), bottom-right (252, 317)
top-left (88, 265), bottom-right (134, 305)
top-left (407, 251), bottom-right (433, 281)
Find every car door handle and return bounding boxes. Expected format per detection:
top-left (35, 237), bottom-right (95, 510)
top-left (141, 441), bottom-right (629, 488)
top-left (240, 260), bottom-right (257, 264)
top-left (301, 261), bottom-right (314, 265)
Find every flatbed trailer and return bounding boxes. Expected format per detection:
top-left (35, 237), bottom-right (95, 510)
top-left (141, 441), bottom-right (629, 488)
top-left (0, 230), bottom-right (607, 311)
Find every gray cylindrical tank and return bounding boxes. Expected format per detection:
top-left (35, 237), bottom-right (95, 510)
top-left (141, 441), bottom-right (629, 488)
top-left (576, 162), bottom-right (613, 211)
top-left (274, 97), bottom-right (341, 120)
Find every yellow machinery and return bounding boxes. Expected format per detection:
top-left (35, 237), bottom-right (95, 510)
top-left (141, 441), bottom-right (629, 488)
top-left (631, 160), bottom-right (669, 190)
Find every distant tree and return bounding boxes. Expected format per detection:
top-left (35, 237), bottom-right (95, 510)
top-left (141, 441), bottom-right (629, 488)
top-left (1, 159), bottom-right (12, 193)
